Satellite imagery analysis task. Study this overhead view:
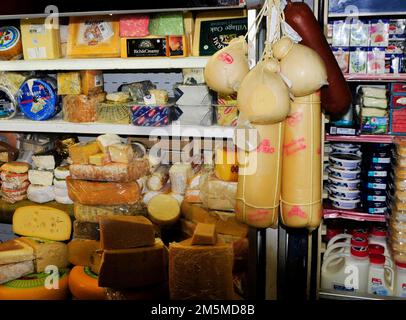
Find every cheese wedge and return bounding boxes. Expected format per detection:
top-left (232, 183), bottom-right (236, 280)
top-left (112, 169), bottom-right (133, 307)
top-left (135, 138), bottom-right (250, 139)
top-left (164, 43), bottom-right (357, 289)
top-left (0, 239), bottom-right (34, 265)
top-left (13, 206), bottom-right (72, 241)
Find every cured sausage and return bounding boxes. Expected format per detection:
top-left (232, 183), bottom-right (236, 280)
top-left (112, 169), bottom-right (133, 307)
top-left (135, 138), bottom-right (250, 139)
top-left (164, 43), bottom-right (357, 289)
top-left (284, 1), bottom-right (351, 116)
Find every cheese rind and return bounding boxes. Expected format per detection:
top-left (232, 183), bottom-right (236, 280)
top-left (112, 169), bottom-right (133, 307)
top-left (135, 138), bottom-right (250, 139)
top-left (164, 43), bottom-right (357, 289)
top-left (81, 70), bottom-right (104, 95)
top-left (68, 266), bottom-right (105, 300)
top-left (28, 170), bottom-right (54, 186)
top-left (27, 185), bottom-right (55, 203)
top-left (147, 194), bottom-right (180, 225)
top-left (169, 238), bottom-right (234, 300)
top-left (13, 206), bottom-right (71, 241)
top-left (0, 260), bottom-right (34, 284)
top-left (32, 155), bottom-right (56, 170)
top-left (57, 72), bottom-right (81, 95)
top-left (69, 141), bottom-right (101, 164)
top-left (199, 174), bottom-right (237, 211)
top-left (99, 215), bottom-right (155, 250)
top-left (169, 163), bottom-right (193, 195)
top-left (73, 221), bottom-right (100, 240)
top-left (191, 223), bottom-right (217, 245)
top-left (73, 203), bottom-right (146, 222)
top-left (18, 237), bottom-right (68, 273)
top-left (0, 239), bottom-right (34, 265)
top-left (98, 239), bottom-right (167, 288)
top-left (67, 239), bottom-right (100, 266)
top-left (1, 161), bottom-right (30, 173)
top-left (67, 177), bottom-right (141, 205)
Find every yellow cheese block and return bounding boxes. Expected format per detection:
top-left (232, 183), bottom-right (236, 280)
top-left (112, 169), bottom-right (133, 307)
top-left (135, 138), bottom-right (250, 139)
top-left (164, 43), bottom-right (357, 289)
top-left (147, 194), bottom-right (180, 226)
top-left (19, 237), bottom-right (69, 273)
top-left (20, 18), bottom-right (61, 60)
top-left (191, 223), bottom-right (217, 245)
top-left (68, 141), bottom-right (101, 164)
top-left (13, 206), bottom-right (72, 241)
top-left (214, 147), bottom-right (238, 182)
top-left (89, 153), bottom-right (111, 166)
top-left (57, 72), bottom-right (81, 95)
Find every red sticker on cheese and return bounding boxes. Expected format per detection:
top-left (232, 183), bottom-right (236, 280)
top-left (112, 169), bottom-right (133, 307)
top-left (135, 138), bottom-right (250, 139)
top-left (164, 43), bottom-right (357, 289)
top-left (287, 206), bottom-right (307, 219)
top-left (257, 139), bottom-right (275, 154)
top-left (249, 209), bottom-right (269, 222)
top-left (218, 53), bottom-right (234, 64)
top-left (286, 111), bottom-right (303, 127)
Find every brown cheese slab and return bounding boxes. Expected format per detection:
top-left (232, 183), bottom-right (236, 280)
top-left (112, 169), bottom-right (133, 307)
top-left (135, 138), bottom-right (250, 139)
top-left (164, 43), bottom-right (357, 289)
top-left (73, 221), bottom-right (100, 240)
top-left (67, 239), bottom-right (100, 266)
top-left (191, 223), bottom-right (217, 245)
top-left (98, 239), bottom-right (167, 289)
top-left (99, 215), bottom-right (155, 250)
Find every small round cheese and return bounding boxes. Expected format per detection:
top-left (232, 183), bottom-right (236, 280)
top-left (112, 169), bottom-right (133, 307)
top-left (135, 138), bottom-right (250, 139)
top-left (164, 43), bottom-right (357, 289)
top-left (147, 194), bottom-right (180, 226)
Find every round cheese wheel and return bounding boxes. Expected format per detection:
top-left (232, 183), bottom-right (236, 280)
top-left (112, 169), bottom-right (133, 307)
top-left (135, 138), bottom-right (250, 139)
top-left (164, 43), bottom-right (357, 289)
top-left (68, 266), bottom-right (105, 300)
top-left (27, 185), bottom-right (55, 203)
top-left (147, 194), bottom-right (180, 225)
top-left (0, 85), bottom-right (18, 119)
top-left (0, 268), bottom-right (69, 300)
top-left (0, 26), bottom-right (23, 61)
top-left (54, 166), bottom-right (70, 180)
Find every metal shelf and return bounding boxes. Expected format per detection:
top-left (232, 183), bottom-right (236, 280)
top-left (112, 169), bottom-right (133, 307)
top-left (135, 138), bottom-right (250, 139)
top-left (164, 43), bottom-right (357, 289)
top-left (325, 134), bottom-right (394, 144)
top-left (0, 57), bottom-right (209, 71)
top-left (319, 289), bottom-right (405, 300)
top-left (0, 115), bottom-right (234, 138)
top-left (344, 74), bottom-right (406, 82)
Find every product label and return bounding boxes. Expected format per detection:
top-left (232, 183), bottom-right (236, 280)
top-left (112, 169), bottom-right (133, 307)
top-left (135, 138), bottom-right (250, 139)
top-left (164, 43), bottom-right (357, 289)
top-left (27, 47), bottom-right (46, 59)
top-left (199, 18), bottom-right (247, 56)
top-left (94, 74), bottom-right (103, 87)
top-left (28, 24), bottom-right (45, 35)
top-left (286, 111), bottom-right (303, 127)
top-left (370, 277), bottom-right (389, 296)
top-left (372, 157), bottom-right (391, 164)
top-left (367, 183), bottom-right (386, 190)
top-left (333, 283), bottom-right (355, 292)
top-left (367, 195), bottom-right (386, 202)
top-left (79, 21), bottom-right (114, 45)
top-left (0, 26), bottom-right (19, 50)
top-left (257, 139), bottom-right (275, 154)
top-left (368, 207), bottom-right (387, 214)
top-left (368, 171), bottom-right (388, 177)
top-left (126, 38), bottom-right (167, 57)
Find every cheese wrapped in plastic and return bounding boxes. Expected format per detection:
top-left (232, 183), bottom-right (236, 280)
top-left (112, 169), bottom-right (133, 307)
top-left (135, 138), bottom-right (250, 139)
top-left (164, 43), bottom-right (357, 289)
top-left (69, 158), bottom-right (149, 182)
top-left (74, 203), bottom-right (146, 223)
top-left (199, 173), bottom-right (237, 211)
top-left (272, 37), bottom-right (328, 97)
top-left (81, 71), bottom-right (104, 96)
top-left (57, 72), bottom-right (81, 95)
top-left (63, 92), bottom-right (106, 123)
top-left (66, 177), bottom-right (141, 205)
top-left (237, 59), bottom-right (291, 124)
top-left (204, 36), bottom-right (249, 95)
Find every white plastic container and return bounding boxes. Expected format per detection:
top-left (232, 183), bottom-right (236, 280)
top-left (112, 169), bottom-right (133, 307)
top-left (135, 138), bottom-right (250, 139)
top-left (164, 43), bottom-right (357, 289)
top-left (329, 195), bottom-right (360, 210)
top-left (394, 261), bottom-right (406, 297)
top-left (329, 166), bottom-right (361, 180)
top-left (328, 175), bottom-right (361, 189)
top-left (329, 153), bottom-right (362, 170)
top-left (331, 143), bottom-right (360, 154)
top-left (367, 254), bottom-right (394, 296)
top-left (321, 246), bottom-right (370, 293)
top-left (324, 233), bottom-right (368, 260)
top-left (177, 105), bottom-right (213, 126)
top-left (328, 185), bottom-right (360, 200)
top-left (368, 244), bottom-right (393, 268)
top-left (369, 227), bottom-right (389, 255)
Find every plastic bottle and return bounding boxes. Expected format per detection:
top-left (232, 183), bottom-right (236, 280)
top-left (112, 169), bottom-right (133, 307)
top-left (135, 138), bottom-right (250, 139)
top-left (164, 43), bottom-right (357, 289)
top-left (324, 233), bottom-right (368, 259)
top-left (394, 261), bottom-right (406, 297)
top-left (367, 254), bottom-right (394, 296)
top-left (321, 246), bottom-right (370, 293)
top-left (368, 244), bottom-right (393, 267)
top-left (369, 227), bottom-right (388, 255)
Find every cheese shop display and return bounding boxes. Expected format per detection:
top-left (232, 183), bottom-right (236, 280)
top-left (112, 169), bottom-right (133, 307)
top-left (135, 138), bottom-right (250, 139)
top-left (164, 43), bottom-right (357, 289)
top-left (20, 18), bottom-right (61, 60)
top-left (0, 26), bottom-right (23, 60)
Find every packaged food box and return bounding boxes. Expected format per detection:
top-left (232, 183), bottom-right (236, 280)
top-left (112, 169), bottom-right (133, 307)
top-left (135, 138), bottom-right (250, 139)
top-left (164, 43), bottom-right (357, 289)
top-left (120, 37), bottom-right (167, 58)
top-left (361, 116), bottom-right (388, 134)
top-left (177, 105), bottom-right (213, 126)
top-left (349, 47), bottom-right (367, 74)
top-left (332, 47), bottom-right (350, 73)
top-left (391, 83), bottom-right (406, 94)
top-left (131, 105), bottom-right (173, 126)
top-left (332, 20), bottom-right (350, 47)
top-left (214, 105), bottom-right (238, 126)
top-left (119, 15), bottom-right (150, 38)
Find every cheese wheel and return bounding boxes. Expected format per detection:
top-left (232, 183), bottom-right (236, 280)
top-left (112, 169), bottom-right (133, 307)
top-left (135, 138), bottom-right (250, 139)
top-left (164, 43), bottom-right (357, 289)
top-left (27, 185), bottom-right (55, 203)
top-left (68, 266), bottom-right (105, 300)
top-left (147, 194), bottom-right (180, 225)
top-left (0, 26), bottom-right (23, 60)
top-left (54, 166), bottom-right (70, 180)
top-left (0, 268), bottom-right (69, 300)
top-left (280, 93), bottom-right (322, 230)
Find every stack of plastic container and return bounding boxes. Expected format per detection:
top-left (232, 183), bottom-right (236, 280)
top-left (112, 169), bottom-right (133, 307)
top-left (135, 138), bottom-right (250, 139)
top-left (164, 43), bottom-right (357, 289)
top-left (327, 143), bottom-right (362, 210)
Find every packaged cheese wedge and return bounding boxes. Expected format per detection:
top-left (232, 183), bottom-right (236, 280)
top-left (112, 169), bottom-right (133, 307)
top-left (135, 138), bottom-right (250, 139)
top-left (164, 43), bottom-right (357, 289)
top-left (235, 122), bottom-right (284, 228)
top-left (280, 93), bottom-right (322, 230)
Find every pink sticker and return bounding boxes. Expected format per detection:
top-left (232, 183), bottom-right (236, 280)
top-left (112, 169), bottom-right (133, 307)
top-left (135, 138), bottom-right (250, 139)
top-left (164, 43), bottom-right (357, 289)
top-left (257, 139), bottom-right (275, 154)
top-left (286, 112), bottom-right (303, 127)
top-left (287, 206), bottom-right (307, 219)
top-left (283, 137), bottom-right (307, 156)
top-left (249, 209), bottom-right (269, 222)
top-left (218, 53), bottom-right (234, 64)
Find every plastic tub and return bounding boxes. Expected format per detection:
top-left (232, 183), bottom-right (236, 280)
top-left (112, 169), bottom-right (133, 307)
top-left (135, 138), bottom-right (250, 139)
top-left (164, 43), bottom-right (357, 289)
top-left (329, 195), bottom-right (360, 210)
top-left (328, 175), bottom-right (360, 189)
top-left (328, 185), bottom-right (360, 200)
top-left (331, 143), bottom-right (360, 154)
top-left (329, 153), bottom-right (361, 170)
top-left (329, 166), bottom-right (361, 180)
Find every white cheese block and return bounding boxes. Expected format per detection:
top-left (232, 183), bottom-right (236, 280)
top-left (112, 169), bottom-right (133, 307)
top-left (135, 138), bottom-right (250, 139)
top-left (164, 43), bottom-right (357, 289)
top-left (32, 155), bottom-right (55, 170)
top-left (55, 194), bottom-right (73, 205)
top-left (169, 163), bottom-right (193, 195)
top-left (53, 178), bottom-right (67, 189)
top-left (54, 166), bottom-right (70, 180)
top-left (54, 186), bottom-right (68, 197)
top-left (0, 260), bottom-right (35, 285)
top-left (28, 170), bottom-right (54, 186)
top-left (27, 185), bottom-right (55, 203)
top-left (96, 134), bottom-right (122, 153)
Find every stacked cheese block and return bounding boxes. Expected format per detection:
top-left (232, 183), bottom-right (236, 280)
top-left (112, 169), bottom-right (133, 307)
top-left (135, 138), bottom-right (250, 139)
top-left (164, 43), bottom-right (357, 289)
top-left (0, 162), bottom-right (30, 203)
top-left (60, 70), bottom-right (107, 123)
top-left (66, 133), bottom-right (150, 299)
top-left (169, 222), bottom-right (235, 299)
top-left (53, 166), bottom-right (73, 204)
top-left (360, 86), bottom-right (389, 134)
top-left (27, 154), bottom-right (56, 204)
top-left (0, 205), bottom-right (70, 299)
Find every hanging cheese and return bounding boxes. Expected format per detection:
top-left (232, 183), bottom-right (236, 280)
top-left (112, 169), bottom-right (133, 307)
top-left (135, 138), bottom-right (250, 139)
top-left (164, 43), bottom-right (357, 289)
top-left (80, 70), bottom-right (104, 95)
top-left (147, 194), bottom-right (180, 226)
top-left (73, 221), bottom-right (100, 240)
top-left (73, 203), bottom-right (146, 223)
top-left (169, 238), bottom-right (234, 300)
top-left (214, 147), bottom-right (238, 182)
top-left (99, 215), bottom-right (155, 250)
top-left (96, 101), bottom-right (130, 124)
top-left (0, 239), bottom-right (34, 265)
top-left (98, 239), bottom-right (168, 289)
top-left (63, 92), bottom-right (107, 123)
top-left (20, 18), bottom-right (61, 59)
top-left (280, 93), bottom-right (322, 230)
top-left (272, 37), bottom-right (328, 97)
top-left (204, 36), bottom-right (249, 95)
top-left (0, 268), bottom-right (69, 300)
top-left (27, 185), bottom-right (55, 203)
top-left (68, 141), bottom-right (101, 164)
top-left (13, 206), bottom-right (71, 241)
top-left (18, 237), bottom-right (68, 273)
top-left (0, 260), bottom-right (34, 285)
top-left (237, 59), bottom-right (290, 124)
top-left (57, 72), bottom-right (81, 95)
top-left (67, 16), bottom-right (120, 58)
top-left (68, 266), bottom-right (105, 300)
top-left (236, 122), bottom-right (284, 228)
top-left (67, 239), bottom-right (100, 266)
top-left (0, 26), bottom-right (23, 60)
top-left (67, 177), bottom-right (141, 206)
